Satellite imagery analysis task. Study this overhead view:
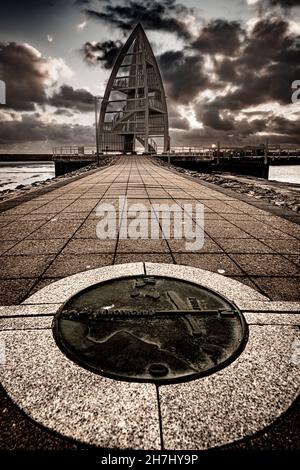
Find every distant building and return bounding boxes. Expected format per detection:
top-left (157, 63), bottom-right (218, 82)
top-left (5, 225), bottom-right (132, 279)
top-left (98, 23), bottom-right (170, 154)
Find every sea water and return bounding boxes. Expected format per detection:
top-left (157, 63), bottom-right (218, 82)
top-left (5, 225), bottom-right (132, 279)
top-left (0, 161), bottom-right (55, 191)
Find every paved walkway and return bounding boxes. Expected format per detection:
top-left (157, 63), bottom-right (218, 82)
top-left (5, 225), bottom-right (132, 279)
top-left (0, 156), bottom-right (299, 306)
top-left (0, 156), bottom-right (299, 450)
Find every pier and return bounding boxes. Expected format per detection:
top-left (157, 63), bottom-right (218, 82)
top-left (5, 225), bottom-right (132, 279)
top-left (0, 155), bottom-right (299, 450)
top-left (1, 155), bottom-right (299, 304)
top-left (160, 144), bottom-right (300, 178)
top-left (52, 144), bottom-right (300, 178)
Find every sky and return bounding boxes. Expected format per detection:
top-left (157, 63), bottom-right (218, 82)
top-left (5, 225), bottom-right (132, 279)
top-left (0, 0), bottom-right (299, 153)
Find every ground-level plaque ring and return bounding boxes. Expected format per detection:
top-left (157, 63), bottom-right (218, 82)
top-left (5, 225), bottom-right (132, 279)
top-left (53, 275), bottom-right (248, 384)
top-left (2, 263), bottom-right (298, 450)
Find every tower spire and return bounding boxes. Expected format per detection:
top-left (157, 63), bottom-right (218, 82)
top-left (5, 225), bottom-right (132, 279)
top-left (98, 23), bottom-right (169, 154)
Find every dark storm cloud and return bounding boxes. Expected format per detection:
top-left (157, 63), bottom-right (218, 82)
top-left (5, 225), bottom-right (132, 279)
top-left (191, 19), bottom-right (244, 55)
top-left (0, 42), bottom-right (48, 111)
top-left (201, 109), bottom-right (235, 131)
top-left (214, 59), bottom-right (237, 82)
top-left (49, 85), bottom-right (94, 111)
top-left (82, 40), bottom-right (123, 68)
top-left (209, 16), bottom-right (300, 112)
top-left (84, 0), bottom-right (193, 40)
top-left (240, 17), bottom-right (291, 68)
top-left (171, 114), bottom-right (271, 146)
top-left (54, 108), bottom-right (75, 117)
top-left (268, 115), bottom-right (300, 138)
top-left (267, 0), bottom-right (300, 8)
top-left (231, 117), bottom-right (267, 136)
top-left (191, 105), bottom-right (300, 144)
top-left (80, 28), bottom-right (211, 106)
top-left (158, 50), bottom-right (210, 105)
top-left (0, 114), bottom-right (94, 145)
top-left (0, 0), bottom-right (74, 32)
top-left (196, 105), bottom-right (267, 136)
top-left (168, 103), bottom-right (190, 130)
top-left (169, 116), bottom-right (190, 129)
top-left (0, 41), bottom-right (95, 113)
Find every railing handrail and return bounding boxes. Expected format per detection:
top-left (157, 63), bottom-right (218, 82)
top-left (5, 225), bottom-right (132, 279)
top-left (53, 146), bottom-right (96, 156)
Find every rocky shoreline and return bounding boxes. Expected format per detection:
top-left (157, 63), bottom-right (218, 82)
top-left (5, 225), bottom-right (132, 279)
top-left (155, 158), bottom-right (300, 214)
top-left (1, 155), bottom-right (299, 214)
top-left (0, 156), bottom-right (114, 203)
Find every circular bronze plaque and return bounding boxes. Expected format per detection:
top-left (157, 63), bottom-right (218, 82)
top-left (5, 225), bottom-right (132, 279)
top-left (53, 276), bottom-right (247, 384)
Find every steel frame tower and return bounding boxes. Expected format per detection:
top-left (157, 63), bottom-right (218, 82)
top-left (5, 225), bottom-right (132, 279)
top-left (98, 23), bottom-right (170, 154)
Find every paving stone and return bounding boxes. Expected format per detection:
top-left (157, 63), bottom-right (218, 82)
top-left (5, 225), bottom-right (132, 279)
top-left (20, 214), bottom-right (54, 221)
top-left (261, 218), bottom-right (300, 238)
top-left (0, 220), bottom-right (14, 229)
top-left (0, 316), bottom-right (53, 330)
top-left (0, 330), bottom-right (160, 449)
top-left (62, 239), bottom-right (116, 254)
top-left (201, 212), bottom-right (224, 220)
top-left (221, 214), bottom-right (258, 222)
top-left (201, 201), bottom-right (244, 213)
top-left (43, 254), bottom-right (113, 277)
top-left (64, 200), bottom-right (100, 212)
top-left (145, 262), bottom-right (267, 302)
top-left (250, 277), bottom-right (300, 301)
top-left (27, 220), bottom-right (82, 240)
top-left (168, 237), bottom-right (223, 253)
top-left (0, 279), bottom-right (37, 305)
top-left (0, 255), bottom-right (56, 279)
top-left (53, 212), bottom-right (90, 220)
top-left (284, 255), bottom-right (300, 267)
top-left (216, 238), bottom-right (275, 254)
top-left (0, 206), bottom-right (36, 215)
top-left (244, 313), bottom-right (300, 325)
top-left (0, 241), bottom-right (17, 255)
top-left (0, 214), bottom-right (19, 222)
top-left (30, 202), bottom-right (71, 214)
top-left (0, 220), bottom-right (46, 240)
top-left (227, 275), bottom-right (261, 291)
top-left (0, 304), bottom-right (61, 317)
top-left (158, 325), bottom-right (299, 450)
top-left (232, 220), bottom-right (294, 239)
top-left (204, 220), bottom-right (251, 238)
top-left (231, 254), bottom-right (299, 276)
top-left (115, 253), bottom-right (173, 264)
top-left (117, 239), bottom-right (169, 253)
top-left (173, 253), bottom-right (244, 275)
top-left (6, 239), bottom-right (67, 255)
top-left (237, 301), bottom-right (300, 312)
top-left (73, 221), bottom-right (103, 239)
top-left (259, 238), bottom-right (300, 254)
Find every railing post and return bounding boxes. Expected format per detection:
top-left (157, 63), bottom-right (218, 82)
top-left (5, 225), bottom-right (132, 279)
top-left (94, 97), bottom-right (100, 166)
top-left (264, 139), bottom-right (268, 165)
top-left (217, 141), bottom-right (220, 165)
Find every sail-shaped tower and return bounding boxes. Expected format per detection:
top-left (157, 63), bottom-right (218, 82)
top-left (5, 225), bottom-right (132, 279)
top-left (98, 23), bottom-right (170, 154)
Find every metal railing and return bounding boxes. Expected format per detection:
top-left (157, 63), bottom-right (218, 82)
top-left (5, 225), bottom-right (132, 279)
top-left (147, 70), bottom-right (159, 88)
top-left (113, 74), bottom-right (144, 89)
top-left (166, 145), bottom-right (300, 158)
top-left (53, 146), bottom-right (97, 157)
top-left (149, 138), bottom-right (157, 153)
top-left (149, 98), bottom-right (164, 111)
top-left (110, 98), bottom-right (146, 128)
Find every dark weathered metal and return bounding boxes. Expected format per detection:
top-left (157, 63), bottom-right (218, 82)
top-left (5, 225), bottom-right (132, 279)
top-left (54, 276), bottom-right (247, 384)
